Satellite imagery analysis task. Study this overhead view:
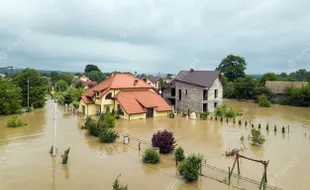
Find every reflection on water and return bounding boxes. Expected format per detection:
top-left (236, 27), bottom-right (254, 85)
top-left (0, 100), bottom-right (310, 190)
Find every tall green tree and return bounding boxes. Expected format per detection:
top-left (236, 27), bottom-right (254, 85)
top-left (86, 70), bottom-right (106, 82)
top-left (0, 79), bottom-right (22, 115)
top-left (84, 64), bottom-right (101, 73)
top-left (216, 54), bottom-right (247, 81)
top-left (259, 72), bottom-right (278, 86)
top-left (55, 80), bottom-right (69, 92)
top-left (13, 68), bottom-right (46, 108)
top-left (234, 76), bottom-right (257, 100)
top-left (58, 72), bottom-right (74, 85)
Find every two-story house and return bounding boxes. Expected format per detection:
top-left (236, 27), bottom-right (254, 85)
top-left (163, 70), bottom-right (223, 113)
top-left (79, 74), bottom-right (172, 120)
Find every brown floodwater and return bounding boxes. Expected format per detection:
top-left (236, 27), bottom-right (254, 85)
top-left (0, 99), bottom-right (309, 190)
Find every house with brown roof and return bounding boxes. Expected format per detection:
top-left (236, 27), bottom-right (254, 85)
top-left (265, 81), bottom-right (309, 95)
top-left (137, 74), bottom-right (160, 89)
top-left (162, 70), bottom-right (223, 113)
top-left (79, 74), bottom-right (172, 120)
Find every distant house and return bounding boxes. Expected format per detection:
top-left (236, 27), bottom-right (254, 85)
top-left (77, 75), bottom-right (97, 89)
top-left (79, 74), bottom-right (172, 120)
top-left (265, 81), bottom-right (309, 95)
top-left (79, 75), bottom-right (91, 82)
top-left (163, 70), bottom-right (223, 113)
top-left (137, 74), bottom-right (160, 89)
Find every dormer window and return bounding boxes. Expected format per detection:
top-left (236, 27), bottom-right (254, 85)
top-left (105, 93), bottom-right (112, 100)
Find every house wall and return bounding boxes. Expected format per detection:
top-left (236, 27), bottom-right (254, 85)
top-left (205, 77), bottom-right (223, 112)
top-left (129, 113), bottom-right (146, 120)
top-left (79, 99), bottom-right (100, 115)
top-left (100, 89), bottom-right (120, 113)
top-left (175, 81), bottom-right (204, 113)
top-left (154, 110), bottom-right (168, 117)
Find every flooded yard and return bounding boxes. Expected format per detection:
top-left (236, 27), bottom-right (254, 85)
top-left (0, 100), bottom-right (309, 190)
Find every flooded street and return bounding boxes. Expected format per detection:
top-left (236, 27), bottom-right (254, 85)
top-left (0, 100), bottom-right (310, 190)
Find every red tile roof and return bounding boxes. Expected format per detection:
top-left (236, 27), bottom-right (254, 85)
top-left (81, 96), bottom-right (94, 104)
top-left (81, 74), bottom-right (153, 100)
top-left (115, 90), bottom-right (172, 114)
top-left (82, 81), bottom-right (97, 87)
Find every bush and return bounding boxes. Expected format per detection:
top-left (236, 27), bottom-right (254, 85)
top-left (200, 112), bottom-right (209, 120)
top-left (174, 147), bottom-right (185, 163)
top-left (86, 118), bottom-right (102, 137)
top-left (113, 175), bottom-right (128, 190)
top-left (104, 112), bottom-right (116, 128)
top-left (249, 128), bottom-right (266, 146)
top-left (142, 148), bottom-right (160, 164)
top-left (258, 95), bottom-right (271, 107)
top-left (152, 130), bottom-right (176, 154)
top-left (7, 116), bottom-right (26, 127)
top-left (178, 154), bottom-right (203, 181)
top-left (215, 104), bottom-right (241, 118)
top-left (72, 101), bottom-right (79, 109)
top-left (99, 129), bottom-right (119, 143)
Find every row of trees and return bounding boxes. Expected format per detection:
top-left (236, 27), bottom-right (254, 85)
top-left (0, 68), bottom-right (47, 115)
top-left (217, 54), bottom-right (310, 107)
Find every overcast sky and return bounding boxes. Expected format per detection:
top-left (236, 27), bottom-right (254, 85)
top-left (0, 0), bottom-right (309, 74)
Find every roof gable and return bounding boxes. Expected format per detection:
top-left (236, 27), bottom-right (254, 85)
top-left (174, 70), bottom-right (221, 88)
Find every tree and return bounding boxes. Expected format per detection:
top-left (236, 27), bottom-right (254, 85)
top-left (257, 94), bottom-right (271, 107)
top-left (0, 79), bottom-right (22, 115)
top-left (58, 72), bottom-right (74, 85)
top-left (86, 70), bottom-right (106, 82)
top-left (234, 76), bottom-right (257, 100)
top-left (216, 54), bottom-right (247, 81)
top-left (223, 81), bottom-right (235, 98)
top-left (68, 88), bottom-right (84, 101)
top-left (63, 93), bottom-right (73, 105)
top-left (178, 154), bottom-right (203, 181)
top-left (84, 64), bottom-right (101, 73)
top-left (152, 130), bottom-right (176, 154)
top-left (13, 68), bottom-right (46, 108)
top-left (49, 71), bottom-right (59, 85)
top-left (279, 72), bottom-right (288, 78)
top-left (55, 80), bottom-right (69, 91)
top-left (259, 72), bottom-right (278, 86)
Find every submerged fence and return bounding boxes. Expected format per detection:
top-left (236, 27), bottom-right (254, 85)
top-left (115, 131), bottom-right (282, 190)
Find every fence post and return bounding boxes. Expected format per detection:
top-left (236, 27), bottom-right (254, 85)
top-left (228, 167), bottom-right (231, 185)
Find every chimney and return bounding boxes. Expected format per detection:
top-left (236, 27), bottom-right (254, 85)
top-left (134, 79), bottom-right (138, 86)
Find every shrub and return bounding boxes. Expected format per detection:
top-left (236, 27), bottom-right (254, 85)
top-left (142, 148), bottom-right (160, 164)
top-left (200, 112), bottom-right (209, 120)
top-left (258, 94), bottom-right (271, 107)
top-left (61, 147), bottom-right (70, 164)
top-left (249, 128), bottom-right (266, 146)
top-left (99, 129), bottom-right (119, 143)
top-left (7, 116), bottom-right (26, 128)
top-left (104, 112), bottom-right (116, 128)
top-left (152, 130), bottom-right (176, 154)
top-left (86, 118), bottom-right (101, 137)
top-left (113, 175), bottom-right (128, 190)
top-left (178, 154), bottom-right (203, 181)
top-left (72, 102), bottom-right (79, 109)
top-left (174, 147), bottom-right (185, 163)
top-left (215, 104), bottom-right (241, 118)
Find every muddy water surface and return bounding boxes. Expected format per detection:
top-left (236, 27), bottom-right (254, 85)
top-left (0, 100), bottom-right (309, 190)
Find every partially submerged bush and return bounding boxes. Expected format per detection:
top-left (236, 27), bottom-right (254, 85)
top-left (142, 148), bottom-right (160, 164)
top-left (200, 112), bottom-right (209, 120)
top-left (152, 130), bottom-right (176, 154)
top-left (61, 147), bottom-right (70, 164)
top-left (258, 94), bottom-right (271, 107)
top-left (215, 104), bottom-right (241, 118)
top-left (174, 147), bottom-right (185, 164)
top-left (178, 154), bottom-right (203, 181)
top-left (99, 129), bottom-right (119, 143)
top-left (249, 128), bottom-right (266, 146)
top-left (7, 116), bottom-right (26, 128)
top-left (87, 118), bottom-right (102, 137)
top-left (104, 112), bottom-right (116, 128)
top-left (113, 175), bottom-right (128, 190)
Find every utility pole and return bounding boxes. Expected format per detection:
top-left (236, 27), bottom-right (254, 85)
top-left (52, 101), bottom-right (57, 156)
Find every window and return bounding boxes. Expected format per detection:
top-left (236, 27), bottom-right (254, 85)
top-left (185, 90), bottom-right (188, 95)
top-left (105, 93), bottom-right (112, 100)
top-left (117, 104), bottom-right (124, 115)
top-left (171, 88), bottom-right (176, 97)
top-left (214, 102), bottom-right (217, 109)
top-left (214, 89), bottom-right (218, 99)
top-left (179, 89), bottom-right (182, 100)
top-left (106, 106), bottom-right (110, 113)
top-left (203, 90), bottom-right (208, 100)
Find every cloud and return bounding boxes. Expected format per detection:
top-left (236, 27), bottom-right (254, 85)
top-left (0, 0), bottom-right (309, 74)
